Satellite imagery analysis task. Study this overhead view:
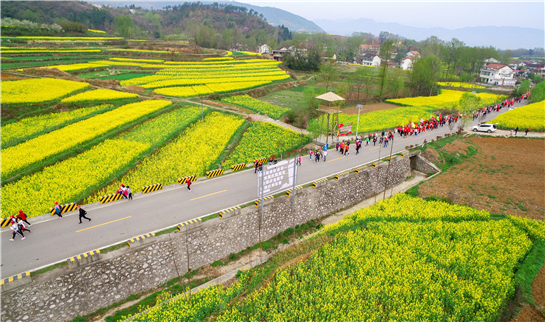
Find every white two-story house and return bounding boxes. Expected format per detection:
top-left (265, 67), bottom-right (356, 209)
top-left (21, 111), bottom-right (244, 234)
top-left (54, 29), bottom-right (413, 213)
top-left (360, 53), bottom-right (381, 66)
top-left (480, 63), bottom-right (516, 86)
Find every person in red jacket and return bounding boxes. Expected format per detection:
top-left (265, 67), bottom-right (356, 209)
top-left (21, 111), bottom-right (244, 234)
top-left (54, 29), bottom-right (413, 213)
top-left (17, 210), bottom-right (31, 226)
top-left (186, 179), bottom-right (192, 192)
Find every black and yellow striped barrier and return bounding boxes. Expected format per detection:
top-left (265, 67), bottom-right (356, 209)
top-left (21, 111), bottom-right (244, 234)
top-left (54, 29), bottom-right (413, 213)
top-left (312, 178), bottom-right (327, 188)
top-left (400, 152), bottom-right (404, 157)
top-left (335, 171), bottom-right (350, 181)
top-left (142, 183), bottom-right (162, 194)
top-left (206, 169), bottom-right (223, 178)
top-left (178, 174), bottom-right (197, 184)
top-left (49, 202), bottom-right (78, 215)
top-left (355, 166), bottom-right (368, 174)
top-left (219, 206), bottom-right (241, 219)
top-left (99, 193), bottom-right (124, 204)
top-left (67, 249), bottom-right (101, 269)
top-left (255, 196), bottom-right (274, 207)
top-left (127, 232), bottom-right (156, 248)
top-left (253, 157), bottom-right (267, 165)
top-left (286, 186), bottom-right (303, 197)
top-left (387, 157), bottom-right (391, 163)
top-left (1, 217), bottom-right (12, 228)
top-left (372, 163), bottom-right (376, 168)
top-left (1, 272), bottom-right (31, 291)
top-left (230, 163), bottom-right (247, 172)
top-left (177, 218), bottom-right (202, 231)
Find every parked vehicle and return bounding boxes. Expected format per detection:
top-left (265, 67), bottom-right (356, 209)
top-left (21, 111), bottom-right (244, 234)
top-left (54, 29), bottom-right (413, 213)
top-left (472, 124), bottom-right (497, 133)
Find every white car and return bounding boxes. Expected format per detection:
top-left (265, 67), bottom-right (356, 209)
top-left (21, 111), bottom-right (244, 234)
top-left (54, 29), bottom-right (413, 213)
top-left (472, 124), bottom-right (497, 133)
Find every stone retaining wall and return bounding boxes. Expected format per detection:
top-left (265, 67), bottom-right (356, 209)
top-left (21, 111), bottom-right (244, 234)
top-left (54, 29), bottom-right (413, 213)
top-left (1, 154), bottom-right (412, 322)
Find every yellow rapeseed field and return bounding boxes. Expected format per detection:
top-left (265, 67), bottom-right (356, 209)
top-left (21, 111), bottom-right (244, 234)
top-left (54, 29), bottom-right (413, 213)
top-left (1, 100), bottom-right (171, 178)
top-left (61, 89), bottom-right (139, 103)
top-left (1, 78), bottom-right (90, 104)
top-left (489, 101), bottom-right (545, 131)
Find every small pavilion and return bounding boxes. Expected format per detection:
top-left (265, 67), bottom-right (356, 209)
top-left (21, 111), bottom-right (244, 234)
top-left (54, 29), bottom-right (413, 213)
top-left (315, 91), bottom-right (345, 144)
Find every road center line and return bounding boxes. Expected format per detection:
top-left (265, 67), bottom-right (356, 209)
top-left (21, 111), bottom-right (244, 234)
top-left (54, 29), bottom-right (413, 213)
top-left (326, 156), bottom-right (345, 163)
top-left (190, 189), bottom-right (227, 201)
top-left (76, 216), bottom-right (132, 233)
top-left (369, 147), bottom-right (381, 150)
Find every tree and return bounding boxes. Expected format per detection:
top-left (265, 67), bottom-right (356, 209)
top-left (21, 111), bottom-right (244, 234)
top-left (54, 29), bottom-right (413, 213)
top-left (456, 92), bottom-right (480, 130)
top-left (409, 55), bottom-right (441, 97)
top-left (319, 61), bottom-right (338, 91)
top-left (376, 38), bottom-right (394, 101)
top-left (113, 15), bottom-right (134, 38)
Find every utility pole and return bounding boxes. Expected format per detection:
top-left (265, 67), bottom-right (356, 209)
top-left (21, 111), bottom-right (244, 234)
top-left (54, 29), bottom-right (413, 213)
top-left (356, 104), bottom-right (365, 139)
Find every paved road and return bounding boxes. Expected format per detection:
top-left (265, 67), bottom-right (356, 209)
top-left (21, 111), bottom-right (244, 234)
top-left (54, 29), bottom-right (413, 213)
top-left (0, 101), bottom-right (526, 278)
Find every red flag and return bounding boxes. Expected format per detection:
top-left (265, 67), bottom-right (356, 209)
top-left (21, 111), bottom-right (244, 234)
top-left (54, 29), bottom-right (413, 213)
top-left (337, 122), bottom-right (353, 136)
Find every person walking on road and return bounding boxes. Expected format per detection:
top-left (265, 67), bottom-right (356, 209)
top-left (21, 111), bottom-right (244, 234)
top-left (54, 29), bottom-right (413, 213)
top-left (323, 149), bottom-right (328, 162)
top-left (53, 202), bottom-right (63, 219)
top-left (17, 210), bottom-right (31, 226)
top-left (127, 186), bottom-right (133, 200)
top-left (9, 223), bottom-right (25, 241)
top-left (309, 149), bottom-right (313, 160)
top-left (186, 179), bottom-right (192, 192)
top-left (254, 161), bottom-right (258, 173)
top-left (78, 205), bottom-right (91, 224)
top-left (17, 218), bottom-right (31, 234)
top-left (515, 126), bottom-right (519, 136)
top-left (525, 128), bottom-right (529, 136)
top-left (297, 154), bottom-right (302, 166)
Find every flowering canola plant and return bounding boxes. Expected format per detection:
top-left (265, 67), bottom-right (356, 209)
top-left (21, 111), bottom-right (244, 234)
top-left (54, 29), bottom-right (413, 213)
top-left (1, 104), bottom-right (113, 147)
top-left (489, 101), bottom-right (545, 131)
top-left (1, 100), bottom-right (171, 178)
top-left (61, 89), bottom-right (139, 103)
top-left (2, 106), bottom-right (203, 217)
top-left (438, 82), bottom-right (486, 89)
top-left (133, 193), bottom-right (534, 322)
top-left (87, 112), bottom-right (244, 202)
top-left (221, 95), bottom-right (289, 119)
top-left (223, 122), bottom-right (306, 168)
top-left (1, 78), bottom-right (90, 105)
top-left (387, 89), bottom-right (504, 109)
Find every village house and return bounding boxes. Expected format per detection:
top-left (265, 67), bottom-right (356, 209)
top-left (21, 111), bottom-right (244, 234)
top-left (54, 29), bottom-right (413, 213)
top-left (360, 53), bottom-right (381, 66)
top-left (405, 50), bottom-right (420, 57)
top-left (272, 46), bottom-right (295, 61)
top-left (480, 63), bottom-right (516, 86)
top-left (401, 56), bottom-right (416, 70)
top-left (360, 44), bottom-right (381, 52)
top-left (484, 57), bottom-right (501, 64)
top-left (257, 43), bottom-right (271, 54)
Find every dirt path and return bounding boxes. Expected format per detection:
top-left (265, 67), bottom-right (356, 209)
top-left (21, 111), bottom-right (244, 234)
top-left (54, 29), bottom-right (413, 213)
top-left (248, 114), bottom-right (310, 134)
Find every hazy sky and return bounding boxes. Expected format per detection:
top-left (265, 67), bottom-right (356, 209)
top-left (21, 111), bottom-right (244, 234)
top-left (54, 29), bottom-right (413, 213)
top-left (242, 1), bottom-right (545, 30)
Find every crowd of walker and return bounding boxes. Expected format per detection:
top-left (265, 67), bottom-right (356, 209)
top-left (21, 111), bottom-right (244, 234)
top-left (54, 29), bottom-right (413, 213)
top-left (7, 93), bottom-right (530, 242)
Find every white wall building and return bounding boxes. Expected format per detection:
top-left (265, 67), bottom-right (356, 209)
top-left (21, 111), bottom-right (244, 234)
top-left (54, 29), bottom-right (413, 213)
top-left (480, 63), bottom-right (516, 86)
top-left (361, 53), bottom-right (381, 66)
top-left (401, 56), bottom-right (415, 70)
top-left (258, 43), bottom-right (270, 54)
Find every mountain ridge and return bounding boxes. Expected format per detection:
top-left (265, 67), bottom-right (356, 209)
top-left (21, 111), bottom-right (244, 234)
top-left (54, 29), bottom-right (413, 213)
top-left (313, 18), bottom-right (544, 49)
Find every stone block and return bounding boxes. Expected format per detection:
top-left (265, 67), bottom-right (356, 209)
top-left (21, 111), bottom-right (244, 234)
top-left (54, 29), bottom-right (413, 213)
top-left (1, 272), bottom-right (31, 292)
top-left (254, 195), bottom-right (274, 207)
top-left (67, 249), bottom-right (101, 269)
top-left (218, 206), bottom-right (241, 220)
top-left (335, 171), bottom-right (350, 180)
top-left (312, 178), bottom-right (327, 188)
top-left (127, 232), bottom-right (156, 249)
top-left (177, 218), bottom-right (203, 231)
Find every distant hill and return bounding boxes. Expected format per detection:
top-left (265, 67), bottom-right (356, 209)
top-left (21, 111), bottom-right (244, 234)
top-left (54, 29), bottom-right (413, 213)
top-left (229, 2), bottom-right (324, 33)
top-left (92, 1), bottom-right (324, 33)
top-left (313, 18), bottom-right (544, 50)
